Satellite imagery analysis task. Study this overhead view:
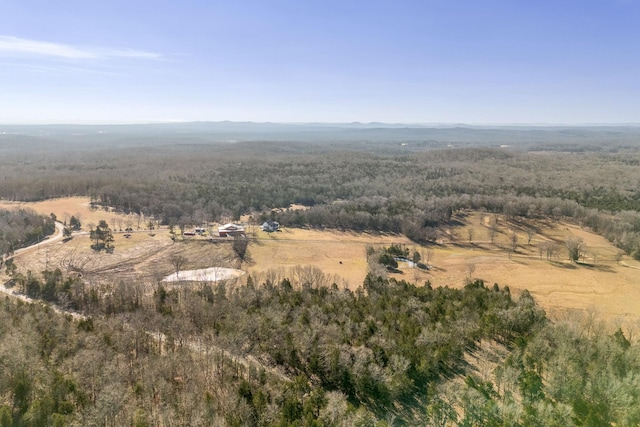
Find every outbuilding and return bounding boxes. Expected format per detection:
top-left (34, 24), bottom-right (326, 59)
top-left (218, 223), bottom-right (245, 237)
top-left (261, 220), bottom-right (280, 232)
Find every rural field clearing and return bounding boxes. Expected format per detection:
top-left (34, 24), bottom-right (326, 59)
top-left (247, 227), bottom-right (414, 286)
top-left (0, 196), bottom-right (143, 230)
top-left (2, 198), bottom-right (640, 327)
top-left (415, 213), bottom-right (640, 327)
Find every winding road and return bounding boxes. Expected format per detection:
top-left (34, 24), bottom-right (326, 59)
top-left (0, 221), bottom-right (72, 306)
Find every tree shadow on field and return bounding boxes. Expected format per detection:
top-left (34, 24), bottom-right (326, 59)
top-left (237, 251), bottom-right (255, 268)
top-left (577, 263), bottom-right (615, 273)
top-left (509, 218), bottom-right (544, 234)
top-left (445, 218), bottom-right (465, 227)
top-left (250, 237), bottom-right (265, 246)
top-left (549, 260), bottom-right (577, 269)
top-left (542, 235), bottom-right (567, 245)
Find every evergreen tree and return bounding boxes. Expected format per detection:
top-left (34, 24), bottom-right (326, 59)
top-left (90, 220), bottom-right (114, 253)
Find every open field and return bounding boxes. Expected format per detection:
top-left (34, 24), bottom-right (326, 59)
top-left (398, 213), bottom-right (640, 326)
top-left (3, 198), bottom-right (640, 327)
top-left (429, 223), bottom-right (640, 324)
top-left (247, 227), bottom-right (414, 286)
top-left (0, 196), bottom-right (142, 230)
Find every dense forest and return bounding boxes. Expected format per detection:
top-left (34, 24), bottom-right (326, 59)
top-left (2, 124), bottom-right (640, 425)
top-left (0, 209), bottom-right (55, 258)
top-left (1, 271), bottom-right (638, 426)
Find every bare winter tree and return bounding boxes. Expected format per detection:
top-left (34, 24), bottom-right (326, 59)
top-left (292, 265), bottom-right (328, 289)
top-left (169, 254), bottom-right (188, 280)
top-left (566, 237), bottom-right (586, 263)
top-left (526, 228), bottom-right (535, 245)
top-left (547, 241), bottom-right (558, 260)
top-left (487, 223), bottom-right (499, 244)
top-left (539, 241), bottom-right (558, 261)
top-left (467, 262), bottom-right (476, 279)
top-left (424, 249), bottom-right (434, 268)
top-left (508, 232), bottom-right (518, 258)
top-left (150, 266), bottom-right (168, 285)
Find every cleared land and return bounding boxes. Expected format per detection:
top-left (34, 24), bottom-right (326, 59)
top-left (0, 197), bottom-right (138, 228)
top-left (2, 198), bottom-right (640, 328)
top-left (247, 227), bottom-right (414, 287)
top-left (428, 214), bottom-right (640, 326)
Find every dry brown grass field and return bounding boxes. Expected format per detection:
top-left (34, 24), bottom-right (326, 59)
top-left (428, 213), bottom-right (640, 326)
top-left (3, 198), bottom-right (640, 328)
top-left (247, 227), bottom-right (414, 286)
top-left (0, 197), bottom-right (136, 227)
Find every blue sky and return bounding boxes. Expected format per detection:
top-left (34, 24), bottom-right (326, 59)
top-left (1, 0), bottom-right (638, 124)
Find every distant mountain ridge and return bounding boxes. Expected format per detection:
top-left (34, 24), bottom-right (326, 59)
top-left (2, 121), bottom-right (640, 153)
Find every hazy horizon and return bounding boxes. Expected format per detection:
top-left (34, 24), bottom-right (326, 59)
top-left (2, 120), bottom-right (640, 127)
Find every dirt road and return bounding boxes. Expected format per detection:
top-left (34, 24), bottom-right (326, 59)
top-left (3, 221), bottom-right (65, 261)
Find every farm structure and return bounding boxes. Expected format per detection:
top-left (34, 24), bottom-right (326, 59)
top-left (218, 223), bottom-right (245, 237)
top-left (261, 220), bottom-right (280, 232)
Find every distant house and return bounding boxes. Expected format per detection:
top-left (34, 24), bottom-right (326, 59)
top-left (194, 227), bottom-right (206, 235)
top-left (261, 220), bottom-right (280, 232)
top-left (218, 223), bottom-right (245, 237)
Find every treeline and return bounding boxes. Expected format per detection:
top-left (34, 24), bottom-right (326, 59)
top-left (0, 208), bottom-right (55, 258)
top-left (271, 194), bottom-right (640, 258)
top-left (2, 143), bottom-right (640, 220)
top-left (3, 140), bottom-right (640, 254)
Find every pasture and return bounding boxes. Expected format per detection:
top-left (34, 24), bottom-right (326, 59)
top-left (2, 198), bottom-right (640, 327)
